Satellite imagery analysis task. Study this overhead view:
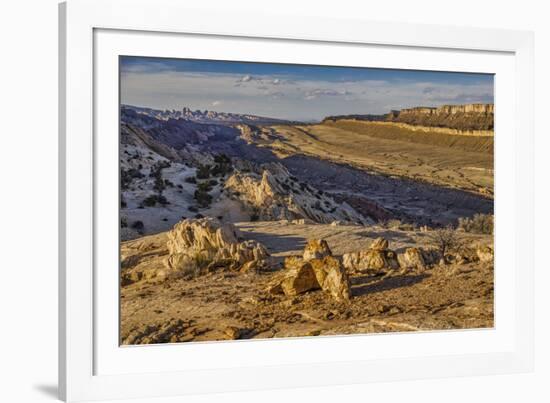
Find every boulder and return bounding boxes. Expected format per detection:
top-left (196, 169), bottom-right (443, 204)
top-left (342, 238), bottom-right (399, 273)
top-left (397, 247), bottom-right (426, 270)
top-left (476, 245), bottom-right (494, 263)
top-left (267, 256), bottom-right (351, 301)
top-left (303, 239), bottom-right (332, 261)
top-left (283, 255), bottom-right (305, 270)
top-left (280, 262), bottom-right (320, 296)
top-left (310, 256), bottom-right (351, 302)
top-left (165, 218), bottom-right (268, 273)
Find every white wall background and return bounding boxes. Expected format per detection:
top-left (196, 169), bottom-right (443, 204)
top-left (0, 0), bottom-right (547, 402)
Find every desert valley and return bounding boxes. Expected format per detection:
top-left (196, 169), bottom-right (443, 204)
top-left (119, 102), bottom-right (494, 344)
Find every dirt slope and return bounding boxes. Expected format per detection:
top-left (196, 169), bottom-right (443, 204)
top-left (267, 121), bottom-right (493, 196)
top-left (120, 221), bottom-right (493, 344)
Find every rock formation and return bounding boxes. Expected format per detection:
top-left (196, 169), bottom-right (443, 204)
top-left (164, 218), bottom-right (269, 273)
top-left (397, 247), bottom-right (426, 270)
top-left (267, 242), bottom-right (351, 301)
top-left (342, 237), bottom-right (399, 274)
top-left (309, 256), bottom-right (351, 302)
top-left (476, 245), bottom-right (494, 263)
top-left (224, 162), bottom-right (370, 225)
top-left (277, 261), bottom-right (321, 296)
top-left (303, 239), bottom-right (332, 261)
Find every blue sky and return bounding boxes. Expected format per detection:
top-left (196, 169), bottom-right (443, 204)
top-left (120, 56), bottom-right (494, 121)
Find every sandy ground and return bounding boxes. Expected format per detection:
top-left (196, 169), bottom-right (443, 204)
top-left (120, 222), bottom-right (493, 344)
top-left (267, 121), bottom-right (493, 196)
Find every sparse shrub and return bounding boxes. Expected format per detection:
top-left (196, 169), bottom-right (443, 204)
top-left (157, 195), bottom-right (169, 205)
top-left (458, 213), bottom-right (494, 234)
top-left (188, 206), bottom-right (199, 212)
top-left (143, 195), bottom-right (158, 207)
top-left (131, 220), bottom-right (144, 231)
top-left (194, 187), bottom-right (212, 208)
top-left (195, 213), bottom-right (204, 219)
top-left (428, 226), bottom-right (463, 262)
top-left (399, 222), bottom-right (416, 231)
top-left (121, 217), bottom-right (127, 228)
top-left (211, 154), bottom-right (233, 176)
top-left (184, 176), bottom-right (197, 184)
top-left (386, 219), bottom-right (402, 229)
top-left (196, 164), bottom-right (211, 179)
top-left (153, 176), bottom-right (165, 193)
top-left (208, 179), bottom-right (218, 186)
top-left (197, 182), bottom-right (213, 192)
top-left (120, 168), bottom-right (144, 190)
top-left (120, 194), bottom-right (127, 208)
top-left (143, 194), bottom-right (169, 207)
top-left (214, 154), bottom-right (231, 164)
top-left (148, 160), bottom-right (171, 193)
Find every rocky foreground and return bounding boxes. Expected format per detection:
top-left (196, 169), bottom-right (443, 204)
top-left (120, 218), bottom-right (494, 344)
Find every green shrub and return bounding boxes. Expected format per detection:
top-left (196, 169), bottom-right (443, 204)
top-left (143, 195), bottom-right (158, 207)
top-left (194, 188), bottom-right (212, 208)
top-left (143, 194), bottom-right (169, 207)
top-left (458, 213), bottom-right (493, 234)
top-left (120, 168), bottom-right (144, 190)
top-left (196, 165), bottom-right (211, 179)
top-left (211, 154), bottom-right (233, 176)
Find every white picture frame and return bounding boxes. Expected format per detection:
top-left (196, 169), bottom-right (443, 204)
top-left (59, 0), bottom-right (534, 401)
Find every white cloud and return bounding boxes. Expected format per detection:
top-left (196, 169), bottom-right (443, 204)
top-left (121, 69), bottom-right (493, 121)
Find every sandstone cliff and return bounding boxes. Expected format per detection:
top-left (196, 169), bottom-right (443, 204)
top-left (321, 103), bottom-right (494, 132)
top-left (386, 103), bottom-right (494, 131)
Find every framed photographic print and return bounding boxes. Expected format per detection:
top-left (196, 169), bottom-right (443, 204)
top-left (59, 0), bottom-right (534, 401)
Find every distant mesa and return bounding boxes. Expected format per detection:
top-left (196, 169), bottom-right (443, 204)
top-left (323, 103), bottom-right (494, 131)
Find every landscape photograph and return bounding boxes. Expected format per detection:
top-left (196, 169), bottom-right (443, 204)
top-left (119, 56), bottom-right (495, 345)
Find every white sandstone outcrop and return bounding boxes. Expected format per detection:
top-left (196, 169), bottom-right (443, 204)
top-left (224, 162), bottom-right (370, 225)
top-left (165, 218), bottom-right (269, 273)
